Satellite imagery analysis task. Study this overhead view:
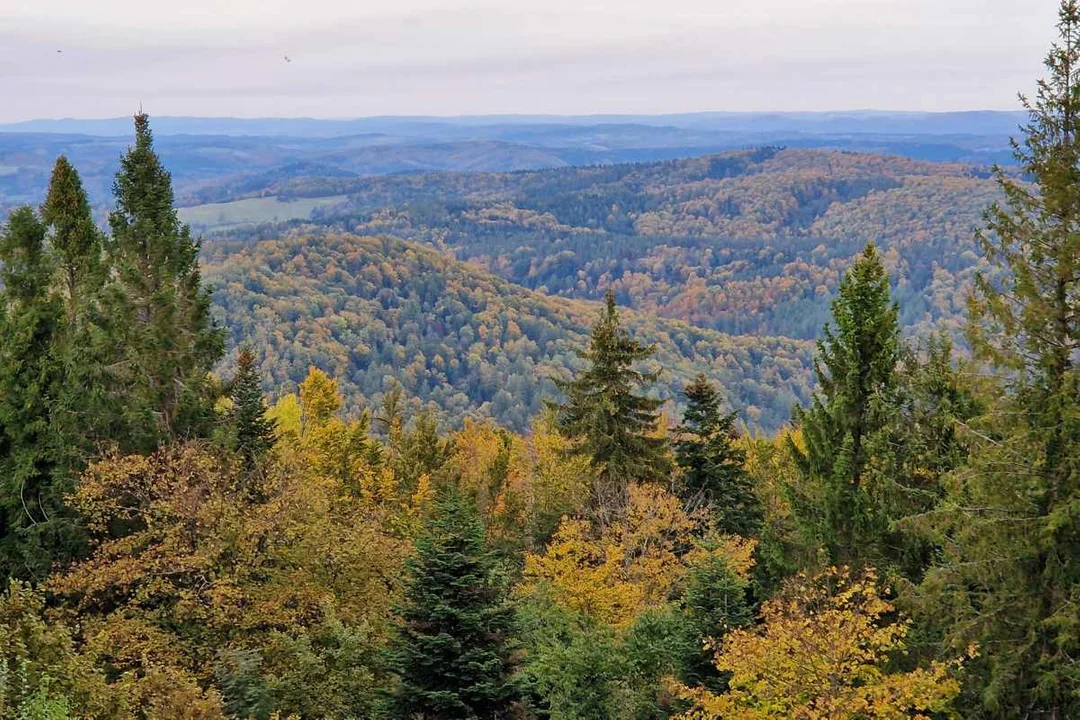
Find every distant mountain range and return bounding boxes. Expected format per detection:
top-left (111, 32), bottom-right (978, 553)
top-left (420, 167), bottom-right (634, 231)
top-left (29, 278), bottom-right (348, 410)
top-left (0, 110), bottom-right (1028, 138)
top-left (0, 111), bottom-right (1024, 219)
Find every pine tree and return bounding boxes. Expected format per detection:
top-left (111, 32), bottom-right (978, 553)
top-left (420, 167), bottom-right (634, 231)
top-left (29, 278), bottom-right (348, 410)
top-left (229, 346), bottom-right (275, 473)
top-left (555, 290), bottom-right (668, 517)
top-left (105, 113), bottom-right (224, 451)
top-left (789, 242), bottom-right (900, 565)
top-left (0, 208), bottom-right (71, 580)
top-left (390, 491), bottom-right (518, 719)
top-left (674, 375), bottom-right (762, 536)
top-left (916, 3), bottom-right (1080, 714)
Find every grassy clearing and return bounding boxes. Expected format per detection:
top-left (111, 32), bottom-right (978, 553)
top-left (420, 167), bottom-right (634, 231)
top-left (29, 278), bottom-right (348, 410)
top-left (178, 195), bottom-right (347, 231)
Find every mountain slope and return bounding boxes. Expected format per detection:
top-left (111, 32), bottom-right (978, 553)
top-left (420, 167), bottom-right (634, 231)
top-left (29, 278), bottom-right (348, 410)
top-left (203, 232), bottom-right (814, 432)
top-left (218, 148), bottom-right (1001, 340)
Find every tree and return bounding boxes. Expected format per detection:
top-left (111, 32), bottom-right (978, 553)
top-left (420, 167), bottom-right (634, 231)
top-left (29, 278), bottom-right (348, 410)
top-left (105, 113), bottom-right (223, 450)
top-left (678, 554), bottom-right (753, 693)
top-left (912, 3), bottom-right (1080, 715)
top-left (674, 567), bottom-right (961, 720)
top-left (40, 155), bottom-right (102, 318)
top-left (789, 243), bottom-right (900, 565)
top-left (0, 208), bottom-right (71, 581)
top-left (555, 290), bottom-right (668, 517)
top-left (675, 375), bottom-right (762, 536)
top-left (0, 581), bottom-right (121, 718)
top-left (228, 346), bottom-right (276, 473)
top-left (389, 491), bottom-right (518, 719)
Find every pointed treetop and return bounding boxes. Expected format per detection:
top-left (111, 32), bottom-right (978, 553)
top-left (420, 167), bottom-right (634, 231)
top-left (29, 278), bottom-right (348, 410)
top-left (133, 112), bottom-right (152, 149)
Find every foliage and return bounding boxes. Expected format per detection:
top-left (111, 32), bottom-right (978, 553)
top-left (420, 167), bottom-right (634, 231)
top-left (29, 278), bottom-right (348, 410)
top-left (0, 581), bottom-right (121, 719)
top-left (388, 490), bottom-right (519, 719)
top-left (227, 345), bottom-right (277, 474)
top-left (105, 113), bottom-right (224, 452)
top-left (203, 231), bottom-right (816, 434)
top-left (522, 483), bottom-right (752, 631)
top-left (908, 3), bottom-right (1080, 715)
top-left (789, 242), bottom-right (901, 567)
top-left (675, 567), bottom-right (962, 720)
top-left (554, 291), bottom-right (669, 515)
top-left (273, 148), bottom-right (999, 342)
top-left (674, 374), bottom-right (762, 536)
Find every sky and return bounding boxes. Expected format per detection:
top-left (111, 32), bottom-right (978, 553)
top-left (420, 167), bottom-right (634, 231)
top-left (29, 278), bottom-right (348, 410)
top-left (0, 0), bottom-right (1062, 122)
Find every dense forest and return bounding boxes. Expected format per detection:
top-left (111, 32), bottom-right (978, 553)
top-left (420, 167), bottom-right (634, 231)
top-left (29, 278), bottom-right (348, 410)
top-left (202, 232), bottom-right (814, 432)
top-left (194, 145), bottom-right (1002, 341)
top-left (1, 2), bottom-right (1079, 720)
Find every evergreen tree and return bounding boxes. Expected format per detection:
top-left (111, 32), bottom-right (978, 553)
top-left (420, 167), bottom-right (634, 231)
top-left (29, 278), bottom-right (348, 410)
top-left (789, 242), bottom-right (900, 565)
top-left (555, 290), bottom-right (668, 517)
top-left (39, 155), bottom-right (118, 470)
top-left (228, 346), bottom-right (276, 473)
top-left (917, 3), bottom-right (1080, 714)
top-left (679, 554), bottom-right (753, 692)
top-left (40, 155), bottom-right (102, 317)
top-left (105, 113), bottom-right (223, 451)
top-left (0, 208), bottom-right (70, 580)
top-left (389, 491), bottom-right (518, 719)
top-left (675, 375), bottom-right (762, 536)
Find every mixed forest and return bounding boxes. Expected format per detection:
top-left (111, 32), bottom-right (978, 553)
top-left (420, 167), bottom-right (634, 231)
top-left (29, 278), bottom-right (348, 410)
top-left (1, 2), bottom-right (1079, 719)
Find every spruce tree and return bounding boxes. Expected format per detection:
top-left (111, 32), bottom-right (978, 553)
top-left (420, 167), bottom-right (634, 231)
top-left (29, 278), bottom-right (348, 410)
top-left (106, 113), bottom-right (223, 450)
top-left (555, 290), bottom-right (668, 517)
top-left (40, 155), bottom-right (102, 317)
top-left (40, 155), bottom-right (117, 465)
top-left (389, 491), bottom-right (518, 719)
top-left (674, 374), bottom-right (762, 536)
top-left (229, 346), bottom-right (276, 473)
top-left (0, 208), bottom-right (70, 580)
top-left (789, 242), bottom-right (899, 565)
top-left (917, 3), bottom-right (1080, 714)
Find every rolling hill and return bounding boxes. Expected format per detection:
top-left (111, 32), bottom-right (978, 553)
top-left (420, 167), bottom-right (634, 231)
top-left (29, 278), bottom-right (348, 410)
top-left (209, 147), bottom-right (1002, 341)
top-left (203, 232), bottom-right (815, 432)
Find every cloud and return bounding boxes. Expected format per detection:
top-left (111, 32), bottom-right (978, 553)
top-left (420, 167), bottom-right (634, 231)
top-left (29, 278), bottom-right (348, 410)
top-left (0, 0), bottom-right (1059, 120)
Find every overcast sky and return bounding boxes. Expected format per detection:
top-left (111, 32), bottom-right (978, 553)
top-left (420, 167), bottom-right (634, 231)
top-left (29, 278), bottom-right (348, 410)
top-left (0, 0), bottom-right (1061, 121)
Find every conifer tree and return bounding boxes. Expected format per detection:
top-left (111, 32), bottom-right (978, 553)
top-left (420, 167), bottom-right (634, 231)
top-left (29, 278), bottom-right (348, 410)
top-left (389, 491), bottom-right (518, 719)
top-left (40, 155), bottom-right (102, 317)
top-left (106, 113), bottom-right (223, 451)
top-left (789, 242), bottom-right (900, 565)
top-left (40, 155), bottom-right (118, 466)
top-left (917, 3), bottom-right (1080, 714)
top-left (0, 208), bottom-right (70, 580)
top-left (555, 290), bottom-right (668, 516)
top-left (675, 375), bottom-right (761, 536)
top-left (229, 346), bottom-right (275, 473)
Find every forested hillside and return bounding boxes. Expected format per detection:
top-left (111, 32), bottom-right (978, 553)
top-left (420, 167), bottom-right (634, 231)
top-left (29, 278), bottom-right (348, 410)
top-left (204, 147), bottom-right (1001, 340)
top-left (204, 232), bottom-right (814, 432)
top-left (2, 3), bottom-right (1079, 719)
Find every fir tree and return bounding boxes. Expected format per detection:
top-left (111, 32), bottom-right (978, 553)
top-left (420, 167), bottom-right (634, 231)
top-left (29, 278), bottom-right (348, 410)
top-left (105, 113), bottom-right (224, 451)
top-left (789, 242), bottom-right (900, 565)
top-left (916, 3), bottom-right (1080, 714)
top-left (679, 553), bottom-right (753, 692)
top-left (555, 290), bottom-right (668, 517)
top-left (229, 346), bottom-right (275, 474)
top-left (674, 375), bottom-right (762, 536)
top-left (0, 208), bottom-right (72, 580)
top-left (389, 491), bottom-right (518, 719)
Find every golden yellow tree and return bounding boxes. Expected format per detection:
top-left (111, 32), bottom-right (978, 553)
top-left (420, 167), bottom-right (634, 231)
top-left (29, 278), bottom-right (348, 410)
top-left (676, 567), bottom-right (962, 720)
top-left (522, 483), bottom-right (753, 630)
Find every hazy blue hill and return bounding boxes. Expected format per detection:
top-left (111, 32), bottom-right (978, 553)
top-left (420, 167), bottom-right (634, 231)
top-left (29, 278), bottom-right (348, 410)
top-left (0, 110), bottom-right (1027, 138)
top-left (0, 111), bottom-right (1021, 221)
